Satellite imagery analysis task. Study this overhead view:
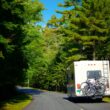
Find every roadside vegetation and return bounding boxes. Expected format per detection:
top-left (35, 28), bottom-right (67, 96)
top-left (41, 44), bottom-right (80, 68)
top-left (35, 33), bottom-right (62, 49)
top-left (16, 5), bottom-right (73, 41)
top-left (0, 93), bottom-right (32, 110)
top-left (103, 96), bottom-right (110, 102)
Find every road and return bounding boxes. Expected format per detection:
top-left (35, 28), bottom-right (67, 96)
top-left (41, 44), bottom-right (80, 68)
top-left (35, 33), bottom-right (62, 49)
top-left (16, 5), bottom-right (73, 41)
top-left (19, 88), bottom-right (110, 110)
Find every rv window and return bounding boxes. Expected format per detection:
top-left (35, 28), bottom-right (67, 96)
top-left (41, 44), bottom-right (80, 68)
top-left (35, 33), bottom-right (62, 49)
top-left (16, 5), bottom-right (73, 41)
top-left (87, 70), bottom-right (101, 79)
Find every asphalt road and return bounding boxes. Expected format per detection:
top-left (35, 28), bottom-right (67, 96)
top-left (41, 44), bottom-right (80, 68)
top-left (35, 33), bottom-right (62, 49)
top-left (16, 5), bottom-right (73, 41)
top-left (20, 88), bottom-right (110, 110)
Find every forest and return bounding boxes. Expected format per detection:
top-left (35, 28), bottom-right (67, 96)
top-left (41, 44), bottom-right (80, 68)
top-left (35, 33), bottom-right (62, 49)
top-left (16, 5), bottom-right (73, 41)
top-left (0, 0), bottom-right (110, 99)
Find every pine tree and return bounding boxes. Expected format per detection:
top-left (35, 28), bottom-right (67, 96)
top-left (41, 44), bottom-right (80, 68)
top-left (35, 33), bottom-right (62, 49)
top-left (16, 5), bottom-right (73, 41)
top-left (48, 0), bottom-right (110, 62)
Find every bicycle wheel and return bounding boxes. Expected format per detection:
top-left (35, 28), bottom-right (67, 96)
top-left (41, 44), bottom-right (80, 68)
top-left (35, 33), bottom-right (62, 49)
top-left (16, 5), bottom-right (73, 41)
top-left (86, 86), bottom-right (96, 96)
top-left (80, 82), bottom-right (89, 96)
top-left (97, 83), bottom-right (106, 95)
top-left (81, 82), bottom-right (96, 96)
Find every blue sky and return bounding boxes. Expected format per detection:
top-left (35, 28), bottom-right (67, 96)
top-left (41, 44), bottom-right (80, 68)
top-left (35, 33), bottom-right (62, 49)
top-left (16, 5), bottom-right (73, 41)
top-left (39, 0), bottom-right (64, 26)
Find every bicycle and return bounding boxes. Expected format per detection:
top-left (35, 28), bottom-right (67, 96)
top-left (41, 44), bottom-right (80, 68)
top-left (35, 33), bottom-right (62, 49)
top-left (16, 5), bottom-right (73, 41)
top-left (80, 78), bottom-right (106, 97)
top-left (94, 77), bottom-right (106, 95)
top-left (81, 79), bottom-right (96, 96)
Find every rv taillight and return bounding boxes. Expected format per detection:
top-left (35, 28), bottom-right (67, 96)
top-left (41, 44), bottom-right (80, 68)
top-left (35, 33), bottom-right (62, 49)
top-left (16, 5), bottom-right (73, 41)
top-left (77, 84), bottom-right (81, 89)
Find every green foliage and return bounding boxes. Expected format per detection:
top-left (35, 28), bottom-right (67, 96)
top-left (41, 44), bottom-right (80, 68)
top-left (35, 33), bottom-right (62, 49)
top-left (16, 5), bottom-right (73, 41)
top-left (28, 27), bottom-right (66, 91)
top-left (0, 0), bottom-right (44, 98)
top-left (39, 0), bottom-right (110, 92)
top-left (49, 0), bottom-right (110, 61)
top-left (1, 0), bottom-right (110, 95)
top-left (25, 0), bottom-right (110, 92)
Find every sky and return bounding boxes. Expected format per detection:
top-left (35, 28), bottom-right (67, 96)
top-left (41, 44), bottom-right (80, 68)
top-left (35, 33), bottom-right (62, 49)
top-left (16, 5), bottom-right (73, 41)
top-left (39, 0), bottom-right (64, 26)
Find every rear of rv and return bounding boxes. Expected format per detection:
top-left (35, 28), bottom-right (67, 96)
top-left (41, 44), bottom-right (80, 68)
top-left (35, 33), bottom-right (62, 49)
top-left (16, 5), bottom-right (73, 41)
top-left (74, 61), bottom-right (110, 97)
top-left (67, 60), bottom-right (110, 99)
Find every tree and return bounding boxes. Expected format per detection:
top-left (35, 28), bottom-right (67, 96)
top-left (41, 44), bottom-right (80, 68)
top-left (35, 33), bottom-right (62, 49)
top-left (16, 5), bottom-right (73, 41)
top-left (48, 0), bottom-right (110, 62)
top-left (30, 27), bottom-right (65, 90)
top-left (43, 0), bottom-right (110, 92)
top-left (0, 0), bottom-right (43, 98)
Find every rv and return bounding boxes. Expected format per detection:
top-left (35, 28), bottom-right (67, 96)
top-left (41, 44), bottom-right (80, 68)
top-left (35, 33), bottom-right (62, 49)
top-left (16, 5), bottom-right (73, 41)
top-left (67, 60), bottom-right (110, 100)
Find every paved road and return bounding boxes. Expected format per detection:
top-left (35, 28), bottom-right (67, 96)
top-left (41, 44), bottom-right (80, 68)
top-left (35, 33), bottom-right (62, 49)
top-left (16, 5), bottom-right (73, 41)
top-left (19, 88), bottom-right (110, 110)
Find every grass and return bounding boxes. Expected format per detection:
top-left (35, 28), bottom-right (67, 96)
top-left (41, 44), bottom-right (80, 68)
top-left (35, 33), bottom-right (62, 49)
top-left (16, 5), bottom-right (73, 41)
top-left (0, 93), bottom-right (32, 110)
top-left (103, 96), bottom-right (110, 102)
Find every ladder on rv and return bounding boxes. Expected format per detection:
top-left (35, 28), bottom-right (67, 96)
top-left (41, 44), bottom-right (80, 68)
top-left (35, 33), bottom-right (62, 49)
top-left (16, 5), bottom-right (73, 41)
top-left (102, 61), bottom-right (110, 93)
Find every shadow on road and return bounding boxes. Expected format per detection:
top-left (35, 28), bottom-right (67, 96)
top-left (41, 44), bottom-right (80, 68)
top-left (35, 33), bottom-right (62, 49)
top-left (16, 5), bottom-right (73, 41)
top-left (63, 97), bottom-right (106, 103)
top-left (17, 87), bottom-right (44, 95)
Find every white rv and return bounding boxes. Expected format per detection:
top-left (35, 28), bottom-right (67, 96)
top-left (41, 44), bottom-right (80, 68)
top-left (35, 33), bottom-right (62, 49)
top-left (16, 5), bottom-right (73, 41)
top-left (67, 60), bottom-right (110, 99)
